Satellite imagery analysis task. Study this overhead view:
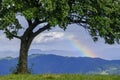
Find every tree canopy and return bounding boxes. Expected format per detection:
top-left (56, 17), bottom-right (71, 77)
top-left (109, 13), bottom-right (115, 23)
top-left (0, 0), bottom-right (120, 44)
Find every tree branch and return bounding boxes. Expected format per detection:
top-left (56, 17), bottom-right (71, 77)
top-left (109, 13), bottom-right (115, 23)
top-left (27, 20), bottom-right (32, 26)
top-left (26, 18), bottom-right (46, 33)
top-left (5, 28), bottom-right (21, 39)
top-left (69, 19), bottom-right (87, 24)
top-left (67, 15), bottom-right (89, 29)
top-left (67, 15), bottom-right (87, 24)
top-left (33, 24), bottom-right (50, 37)
top-left (22, 18), bottom-right (46, 38)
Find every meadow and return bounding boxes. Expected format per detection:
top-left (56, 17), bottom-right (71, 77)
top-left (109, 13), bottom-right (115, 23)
top-left (0, 74), bottom-right (120, 80)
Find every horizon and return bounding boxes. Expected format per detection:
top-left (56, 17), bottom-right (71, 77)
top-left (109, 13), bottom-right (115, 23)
top-left (0, 24), bottom-right (120, 60)
top-left (0, 51), bottom-right (117, 61)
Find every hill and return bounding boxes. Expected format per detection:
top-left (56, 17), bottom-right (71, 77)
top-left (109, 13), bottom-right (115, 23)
top-left (0, 54), bottom-right (120, 75)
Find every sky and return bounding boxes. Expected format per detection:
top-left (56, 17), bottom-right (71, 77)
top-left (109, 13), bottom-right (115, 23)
top-left (0, 17), bottom-right (120, 60)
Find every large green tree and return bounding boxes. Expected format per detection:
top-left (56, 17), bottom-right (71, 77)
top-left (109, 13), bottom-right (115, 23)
top-left (0, 0), bottom-right (120, 74)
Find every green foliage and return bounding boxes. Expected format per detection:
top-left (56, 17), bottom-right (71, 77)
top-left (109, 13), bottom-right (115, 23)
top-left (0, 0), bottom-right (120, 44)
top-left (0, 74), bottom-right (120, 80)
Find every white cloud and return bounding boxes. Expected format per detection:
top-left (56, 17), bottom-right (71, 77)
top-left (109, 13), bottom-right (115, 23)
top-left (0, 32), bottom-right (6, 40)
top-left (0, 32), bottom-right (20, 52)
top-left (33, 32), bottom-right (65, 44)
top-left (1, 24), bottom-right (120, 60)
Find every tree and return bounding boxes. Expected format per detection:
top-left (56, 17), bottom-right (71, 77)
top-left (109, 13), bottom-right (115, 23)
top-left (0, 0), bottom-right (120, 74)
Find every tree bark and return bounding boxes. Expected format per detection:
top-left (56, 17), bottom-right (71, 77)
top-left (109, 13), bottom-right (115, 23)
top-left (15, 21), bottom-right (49, 74)
top-left (16, 36), bottom-right (33, 74)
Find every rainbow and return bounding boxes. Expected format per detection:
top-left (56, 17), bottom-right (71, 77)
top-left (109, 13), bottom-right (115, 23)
top-left (67, 36), bottom-right (97, 58)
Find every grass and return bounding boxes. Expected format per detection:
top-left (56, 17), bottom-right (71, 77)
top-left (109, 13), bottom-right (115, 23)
top-left (0, 74), bottom-right (120, 80)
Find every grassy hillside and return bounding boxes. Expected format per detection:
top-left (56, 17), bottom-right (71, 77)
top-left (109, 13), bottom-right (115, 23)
top-left (0, 74), bottom-right (120, 80)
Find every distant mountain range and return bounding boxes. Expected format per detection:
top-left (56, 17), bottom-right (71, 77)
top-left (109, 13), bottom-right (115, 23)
top-left (0, 52), bottom-right (120, 75)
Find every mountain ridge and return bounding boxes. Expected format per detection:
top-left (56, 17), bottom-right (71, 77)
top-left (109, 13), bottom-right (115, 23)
top-left (0, 54), bottom-right (120, 75)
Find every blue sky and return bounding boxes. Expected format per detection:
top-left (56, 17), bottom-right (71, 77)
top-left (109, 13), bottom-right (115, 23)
top-left (0, 18), bottom-right (120, 60)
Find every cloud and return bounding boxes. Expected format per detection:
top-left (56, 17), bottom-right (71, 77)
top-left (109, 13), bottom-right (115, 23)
top-left (0, 32), bottom-right (6, 40)
top-left (33, 32), bottom-right (65, 44)
top-left (0, 51), bottom-right (19, 58)
top-left (0, 32), bottom-right (20, 52)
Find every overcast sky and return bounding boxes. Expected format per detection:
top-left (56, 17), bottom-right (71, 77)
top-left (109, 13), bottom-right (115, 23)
top-left (0, 17), bottom-right (120, 60)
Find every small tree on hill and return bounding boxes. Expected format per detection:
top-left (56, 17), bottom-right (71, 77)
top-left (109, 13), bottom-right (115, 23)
top-left (0, 0), bottom-right (120, 74)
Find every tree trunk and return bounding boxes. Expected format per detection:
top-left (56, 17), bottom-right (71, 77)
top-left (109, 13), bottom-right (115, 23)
top-left (15, 20), bottom-right (49, 74)
top-left (16, 36), bottom-right (33, 74)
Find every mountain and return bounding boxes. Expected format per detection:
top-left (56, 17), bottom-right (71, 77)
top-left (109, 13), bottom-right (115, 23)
top-left (28, 49), bottom-right (82, 57)
top-left (0, 54), bottom-right (120, 75)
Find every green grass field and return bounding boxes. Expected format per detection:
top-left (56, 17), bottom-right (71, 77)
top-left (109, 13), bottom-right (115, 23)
top-left (0, 74), bottom-right (120, 80)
